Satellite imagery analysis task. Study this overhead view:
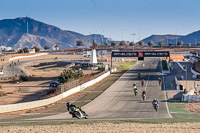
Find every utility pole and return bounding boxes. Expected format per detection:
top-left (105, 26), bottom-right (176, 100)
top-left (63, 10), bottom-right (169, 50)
top-left (139, 28), bottom-right (141, 42)
top-left (121, 28), bottom-right (124, 41)
top-left (131, 33), bottom-right (136, 42)
top-left (175, 28), bottom-right (177, 47)
top-left (27, 21), bottom-right (29, 34)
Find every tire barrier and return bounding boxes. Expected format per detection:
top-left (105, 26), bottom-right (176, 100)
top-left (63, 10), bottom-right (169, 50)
top-left (182, 94), bottom-right (200, 102)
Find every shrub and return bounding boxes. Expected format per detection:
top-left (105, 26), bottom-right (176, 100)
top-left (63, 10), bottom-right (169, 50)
top-left (20, 74), bottom-right (28, 81)
top-left (58, 69), bottom-right (83, 83)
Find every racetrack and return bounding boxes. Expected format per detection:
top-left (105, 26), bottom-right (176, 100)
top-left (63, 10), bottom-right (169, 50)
top-left (30, 57), bottom-right (171, 121)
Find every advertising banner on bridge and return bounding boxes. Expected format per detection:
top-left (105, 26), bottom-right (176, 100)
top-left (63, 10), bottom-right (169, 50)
top-left (143, 51), bottom-right (170, 57)
top-left (112, 51), bottom-right (169, 57)
top-left (112, 52), bottom-right (138, 57)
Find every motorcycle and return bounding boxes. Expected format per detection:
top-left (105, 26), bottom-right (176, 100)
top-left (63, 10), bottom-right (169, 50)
top-left (152, 102), bottom-right (159, 112)
top-left (71, 107), bottom-right (88, 119)
top-left (138, 73), bottom-right (141, 78)
top-left (142, 93), bottom-right (146, 101)
top-left (134, 88), bottom-right (138, 96)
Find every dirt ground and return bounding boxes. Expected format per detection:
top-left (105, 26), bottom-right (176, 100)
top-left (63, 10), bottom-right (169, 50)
top-left (185, 103), bottom-right (200, 115)
top-left (0, 122), bottom-right (199, 133)
top-left (0, 54), bottom-right (135, 105)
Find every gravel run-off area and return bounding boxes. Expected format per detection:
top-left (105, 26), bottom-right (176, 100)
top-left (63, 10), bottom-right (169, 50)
top-left (1, 122), bottom-right (200, 133)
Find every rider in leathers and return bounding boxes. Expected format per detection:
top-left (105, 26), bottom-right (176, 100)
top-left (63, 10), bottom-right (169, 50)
top-left (66, 102), bottom-right (88, 118)
top-left (152, 98), bottom-right (159, 107)
top-left (66, 102), bottom-right (77, 117)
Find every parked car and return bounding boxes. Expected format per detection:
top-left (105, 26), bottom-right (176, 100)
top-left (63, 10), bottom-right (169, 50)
top-left (49, 82), bottom-right (60, 87)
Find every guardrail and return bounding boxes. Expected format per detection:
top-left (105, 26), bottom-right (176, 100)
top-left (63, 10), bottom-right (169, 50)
top-left (0, 68), bottom-right (117, 114)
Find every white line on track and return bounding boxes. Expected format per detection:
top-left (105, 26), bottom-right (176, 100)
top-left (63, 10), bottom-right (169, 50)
top-left (144, 65), bottom-right (151, 91)
top-left (161, 60), bottom-right (173, 118)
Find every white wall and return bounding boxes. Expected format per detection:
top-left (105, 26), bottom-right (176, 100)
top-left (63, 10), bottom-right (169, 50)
top-left (0, 69), bottom-right (117, 114)
top-left (9, 53), bottom-right (49, 61)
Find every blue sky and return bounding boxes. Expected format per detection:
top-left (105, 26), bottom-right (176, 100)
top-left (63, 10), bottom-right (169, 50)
top-left (0, 0), bottom-right (200, 42)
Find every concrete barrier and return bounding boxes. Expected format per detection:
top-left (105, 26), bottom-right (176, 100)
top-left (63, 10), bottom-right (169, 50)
top-left (175, 76), bottom-right (180, 90)
top-left (0, 68), bottom-right (117, 114)
top-left (9, 53), bottom-right (49, 61)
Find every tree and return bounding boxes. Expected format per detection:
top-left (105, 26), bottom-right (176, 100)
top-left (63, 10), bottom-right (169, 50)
top-left (33, 46), bottom-right (40, 52)
top-left (44, 46), bottom-right (50, 50)
top-left (169, 43), bottom-right (173, 48)
top-left (177, 41), bottom-right (183, 48)
top-left (111, 41), bottom-right (116, 46)
top-left (119, 41), bottom-right (127, 46)
top-left (158, 41), bottom-right (164, 48)
top-left (104, 42), bottom-right (109, 46)
top-left (148, 40), bottom-right (154, 48)
top-left (197, 43), bottom-right (200, 48)
top-left (187, 43), bottom-right (191, 48)
top-left (23, 47), bottom-right (29, 53)
top-left (129, 41), bottom-right (135, 46)
top-left (139, 41), bottom-right (144, 47)
top-left (54, 45), bottom-right (59, 50)
top-left (76, 40), bottom-right (83, 47)
top-left (91, 39), bottom-right (98, 49)
top-left (18, 49), bottom-right (23, 53)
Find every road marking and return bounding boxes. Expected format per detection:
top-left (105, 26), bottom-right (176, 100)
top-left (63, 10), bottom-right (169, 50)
top-left (161, 61), bottom-right (173, 118)
top-left (144, 65), bottom-right (151, 91)
top-left (170, 112), bottom-right (193, 114)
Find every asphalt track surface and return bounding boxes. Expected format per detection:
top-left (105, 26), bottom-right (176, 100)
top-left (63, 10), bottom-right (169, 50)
top-left (30, 57), bottom-right (171, 121)
top-left (2, 58), bottom-right (72, 78)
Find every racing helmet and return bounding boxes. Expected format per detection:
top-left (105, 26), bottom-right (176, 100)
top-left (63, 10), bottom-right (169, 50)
top-left (66, 102), bottom-right (71, 107)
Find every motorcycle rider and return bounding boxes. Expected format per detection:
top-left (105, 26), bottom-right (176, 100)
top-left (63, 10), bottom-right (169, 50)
top-left (133, 83), bottom-right (138, 96)
top-left (137, 73), bottom-right (141, 78)
top-left (158, 78), bottom-right (162, 86)
top-left (66, 102), bottom-right (77, 117)
top-left (66, 102), bottom-right (88, 118)
top-left (152, 98), bottom-right (159, 104)
top-left (141, 79), bottom-right (144, 87)
top-left (152, 98), bottom-right (159, 111)
top-left (141, 90), bottom-right (146, 100)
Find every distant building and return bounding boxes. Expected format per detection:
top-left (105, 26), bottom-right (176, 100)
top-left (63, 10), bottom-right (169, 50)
top-left (29, 47), bottom-right (35, 53)
top-left (0, 46), bottom-right (13, 51)
top-left (53, 45), bottom-right (59, 50)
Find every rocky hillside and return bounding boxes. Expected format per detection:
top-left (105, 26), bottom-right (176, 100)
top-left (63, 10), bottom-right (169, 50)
top-left (0, 17), bottom-right (112, 50)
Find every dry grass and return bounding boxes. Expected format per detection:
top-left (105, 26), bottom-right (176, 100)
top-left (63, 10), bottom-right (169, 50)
top-left (0, 122), bottom-right (199, 133)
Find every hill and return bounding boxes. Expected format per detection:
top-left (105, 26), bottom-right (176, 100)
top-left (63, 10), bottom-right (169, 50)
top-left (0, 17), bottom-right (112, 50)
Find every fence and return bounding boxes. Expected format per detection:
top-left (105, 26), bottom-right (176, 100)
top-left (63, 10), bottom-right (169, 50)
top-left (0, 68), bottom-right (116, 114)
top-left (60, 79), bottom-right (80, 92)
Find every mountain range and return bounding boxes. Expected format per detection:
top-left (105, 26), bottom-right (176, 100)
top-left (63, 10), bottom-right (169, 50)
top-left (0, 17), bottom-right (200, 50)
top-left (141, 31), bottom-right (200, 45)
top-left (0, 17), bottom-right (113, 50)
